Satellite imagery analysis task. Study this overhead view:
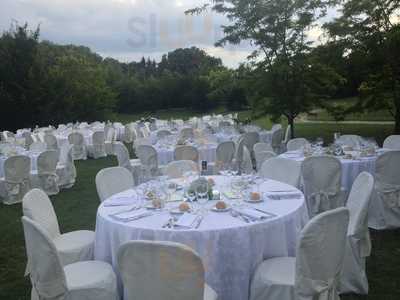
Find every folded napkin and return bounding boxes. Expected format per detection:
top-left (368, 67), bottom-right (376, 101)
top-left (265, 191), bottom-right (302, 200)
top-left (110, 209), bottom-right (152, 222)
top-left (103, 190), bottom-right (137, 207)
top-left (175, 213), bottom-right (200, 229)
top-left (236, 208), bottom-right (270, 221)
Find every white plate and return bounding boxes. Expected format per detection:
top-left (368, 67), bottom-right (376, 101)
top-left (244, 198), bottom-right (264, 203)
top-left (145, 205), bottom-right (162, 210)
top-left (169, 209), bottom-right (185, 215)
top-left (211, 206), bottom-right (231, 212)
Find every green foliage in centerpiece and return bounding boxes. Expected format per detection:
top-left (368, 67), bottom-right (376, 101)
top-left (188, 177), bottom-right (213, 200)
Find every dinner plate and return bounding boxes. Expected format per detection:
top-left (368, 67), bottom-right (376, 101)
top-left (244, 198), bottom-right (264, 203)
top-left (211, 206), bottom-right (231, 212)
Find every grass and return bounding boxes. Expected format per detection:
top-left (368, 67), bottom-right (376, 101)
top-left (0, 110), bottom-right (399, 300)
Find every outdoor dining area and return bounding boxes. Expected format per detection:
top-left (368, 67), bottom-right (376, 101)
top-left (3, 114), bottom-right (400, 300)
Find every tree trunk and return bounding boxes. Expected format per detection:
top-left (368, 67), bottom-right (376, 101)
top-left (395, 103), bottom-right (400, 134)
top-left (288, 116), bottom-right (295, 139)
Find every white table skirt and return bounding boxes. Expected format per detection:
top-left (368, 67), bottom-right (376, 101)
top-left (94, 176), bottom-right (309, 300)
top-left (279, 152), bottom-right (377, 192)
top-left (156, 144), bottom-right (218, 166)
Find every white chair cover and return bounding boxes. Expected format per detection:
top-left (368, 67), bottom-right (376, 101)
top-left (113, 142), bottom-right (141, 185)
top-left (0, 155), bottom-right (31, 205)
top-left (165, 160), bottom-right (199, 178)
top-left (56, 145), bottom-right (76, 189)
top-left (30, 150), bottom-right (60, 195)
top-left (341, 172), bottom-right (374, 294)
top-left (242, 131), bottom-right (260, 159)
top-left (124, 124), bottom-right (135, 143)
top-left (250, 207), bottom-right (349, 300)
top-left (368, 150), bottom-right (400, 229)
top-left (174, 145), bottom-right (199, 162)
top-left (383, 135), bottom-right (400, 150)
top-left (21, 217), bottom-right (118, 300)
top-left (301, 156), bottom-right (342, 218)
top-left (213, 141), bottom-right (235, 173)
top-left (255, 150), bottom-right (276, 171)
top-left (23, 189), bottom-right (95, 268)
top-left (157, 130), bottom-right (172, 139)
top-left (254, 142), bottom-right (274, 154)
top-left (287, 138), bottom-right (310, 151)
top-left (22, 132), bottom-right (35, 149)
top-left (29, 141), bottom-right (47, 152)
top-left (240, 146), bottom-right (253, 174)
top-left (271, 128), bottom-right (284, 154)
top-left (117, 240), bottom-right (217, 300)
top-left (68, 132), bottom-right (87, 160)
top-left (44, 134), bottom-right (59, 151)
top-left (336, 135), bottom-right (362, 149)
top-left (136, 145), bottom-right (160, 179)
top-left (271, 124), bottom-right (282, 131)
top-left (96, 167), bottom-right (134, 202)
top-left (179, 127), bottom-right (195, 140)
top-left (105, 127), bottom-right (117, 155)
top-left (87, 131), bottom-right (107, 159)
top-left (259, 157), bottom-right (301, 188)
top-left (283, 125), bottom-right (292, 144)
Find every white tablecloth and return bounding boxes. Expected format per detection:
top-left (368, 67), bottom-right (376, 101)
top-left (279, 151), bottom-right (378, 192)
top-left (94, 176), bottom-right (309, 300)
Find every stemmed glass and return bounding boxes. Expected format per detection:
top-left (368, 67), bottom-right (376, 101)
top-left (196, 182), bottom-right (209, 216)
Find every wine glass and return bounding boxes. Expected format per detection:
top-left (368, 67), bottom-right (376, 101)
top-left (196, 182), bottom-right (209, 215)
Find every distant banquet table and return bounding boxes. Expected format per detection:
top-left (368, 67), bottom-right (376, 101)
top-left (94, 176), bottom-right (309, 300)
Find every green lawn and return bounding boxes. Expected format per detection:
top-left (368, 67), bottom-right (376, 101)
top-left (0, 112), bottom-right (399, 299)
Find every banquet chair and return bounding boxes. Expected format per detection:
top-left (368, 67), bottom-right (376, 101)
top-left (113, 142), bottom-right (141, 185)
top-left (219, 121), bottom-right (231, 129)
top-left (250, 208), bottom-right (349, 300)
top-left (56, 145), bottom-right (77, 189)
top-left (301, 156), bottom-right (343, 218)
top-left (105, 126), bottom-right (117, 155)
top-left (44, 134), bottom-right (59, 151)
top-left (136, 144), bottom-right (162, 180)
top-left (336, 135), bottom-right (362, 149)
top-left (87, 131), bottom-right (107, 159)
top-left (212, 141), bottom-right (236, 174)
top-left (23, 189), bottom-right (95, 271)
top-left (242, 131), bottom-right (260, 163)
top-left (271, 128), bottom-right (284, 154)
top-left (124, 123), bottom-right (135, 143)
top-left (21, 216), bottom-right (118, 300)
top-left (286, 138), bottom-right (310, 151)
top-left (383, 135), bottom-right (400, 149)
top-left (30, 150), bottom-right (60, 195)
top-left (0, 155), bottom-right (31, 205)
top-left (340, 172), bottom-right (374, 294)
top-left (157, 129), bottom-right (172, 139)
top-left (96, 167), bottom-right (134, 202)
top-left (255, 151), bottom-right (276, 171)
top-left (179, 127), bottom-right (195, 140)
top-left (368, 150), bottom-right (400, 229)
top-left (174, 145), bottom-right (199, 162)
top-left (259, 157), bottom-right (301, 188)
top-left (117, 240), bottom-right (218, 300)
top-left (22, 132), bottom-right (35, 149)
top-left (271, 124), bottom-right (282, 131)
top-left (241, 146), bottom-right (254, 174)
top-left (165, 160), bottom-right (199, 178)
top-left (68, 132), bottom-right (87, 160)
top-left (254, 142), bottom-right (274, 154)
top-left (29, 141), bottom-right (47, 152)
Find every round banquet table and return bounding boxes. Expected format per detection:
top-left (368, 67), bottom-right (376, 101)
top-left (279, 150), bottom-right (380, 192)
top-left (94, 176), bottom-right (309, 300)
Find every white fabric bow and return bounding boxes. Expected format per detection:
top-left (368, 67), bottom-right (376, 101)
top-left (297, 274), bottom-right (340, 300)
top-left (309, 190), bottom-right (338, 214)
top-left (377, 182), bottom-right (400, 208)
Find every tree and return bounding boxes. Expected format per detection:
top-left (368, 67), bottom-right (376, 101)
top-left (187, 0), bottom-right (342, 137)
top-left (325, 0), bottom-right (400, 133)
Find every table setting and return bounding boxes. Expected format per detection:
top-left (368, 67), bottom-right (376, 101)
top-left (95, 174), bottom-right (308, 300)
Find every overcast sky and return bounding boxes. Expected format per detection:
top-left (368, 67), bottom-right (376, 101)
top-left (0, 0), bottom-right (329, 68)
